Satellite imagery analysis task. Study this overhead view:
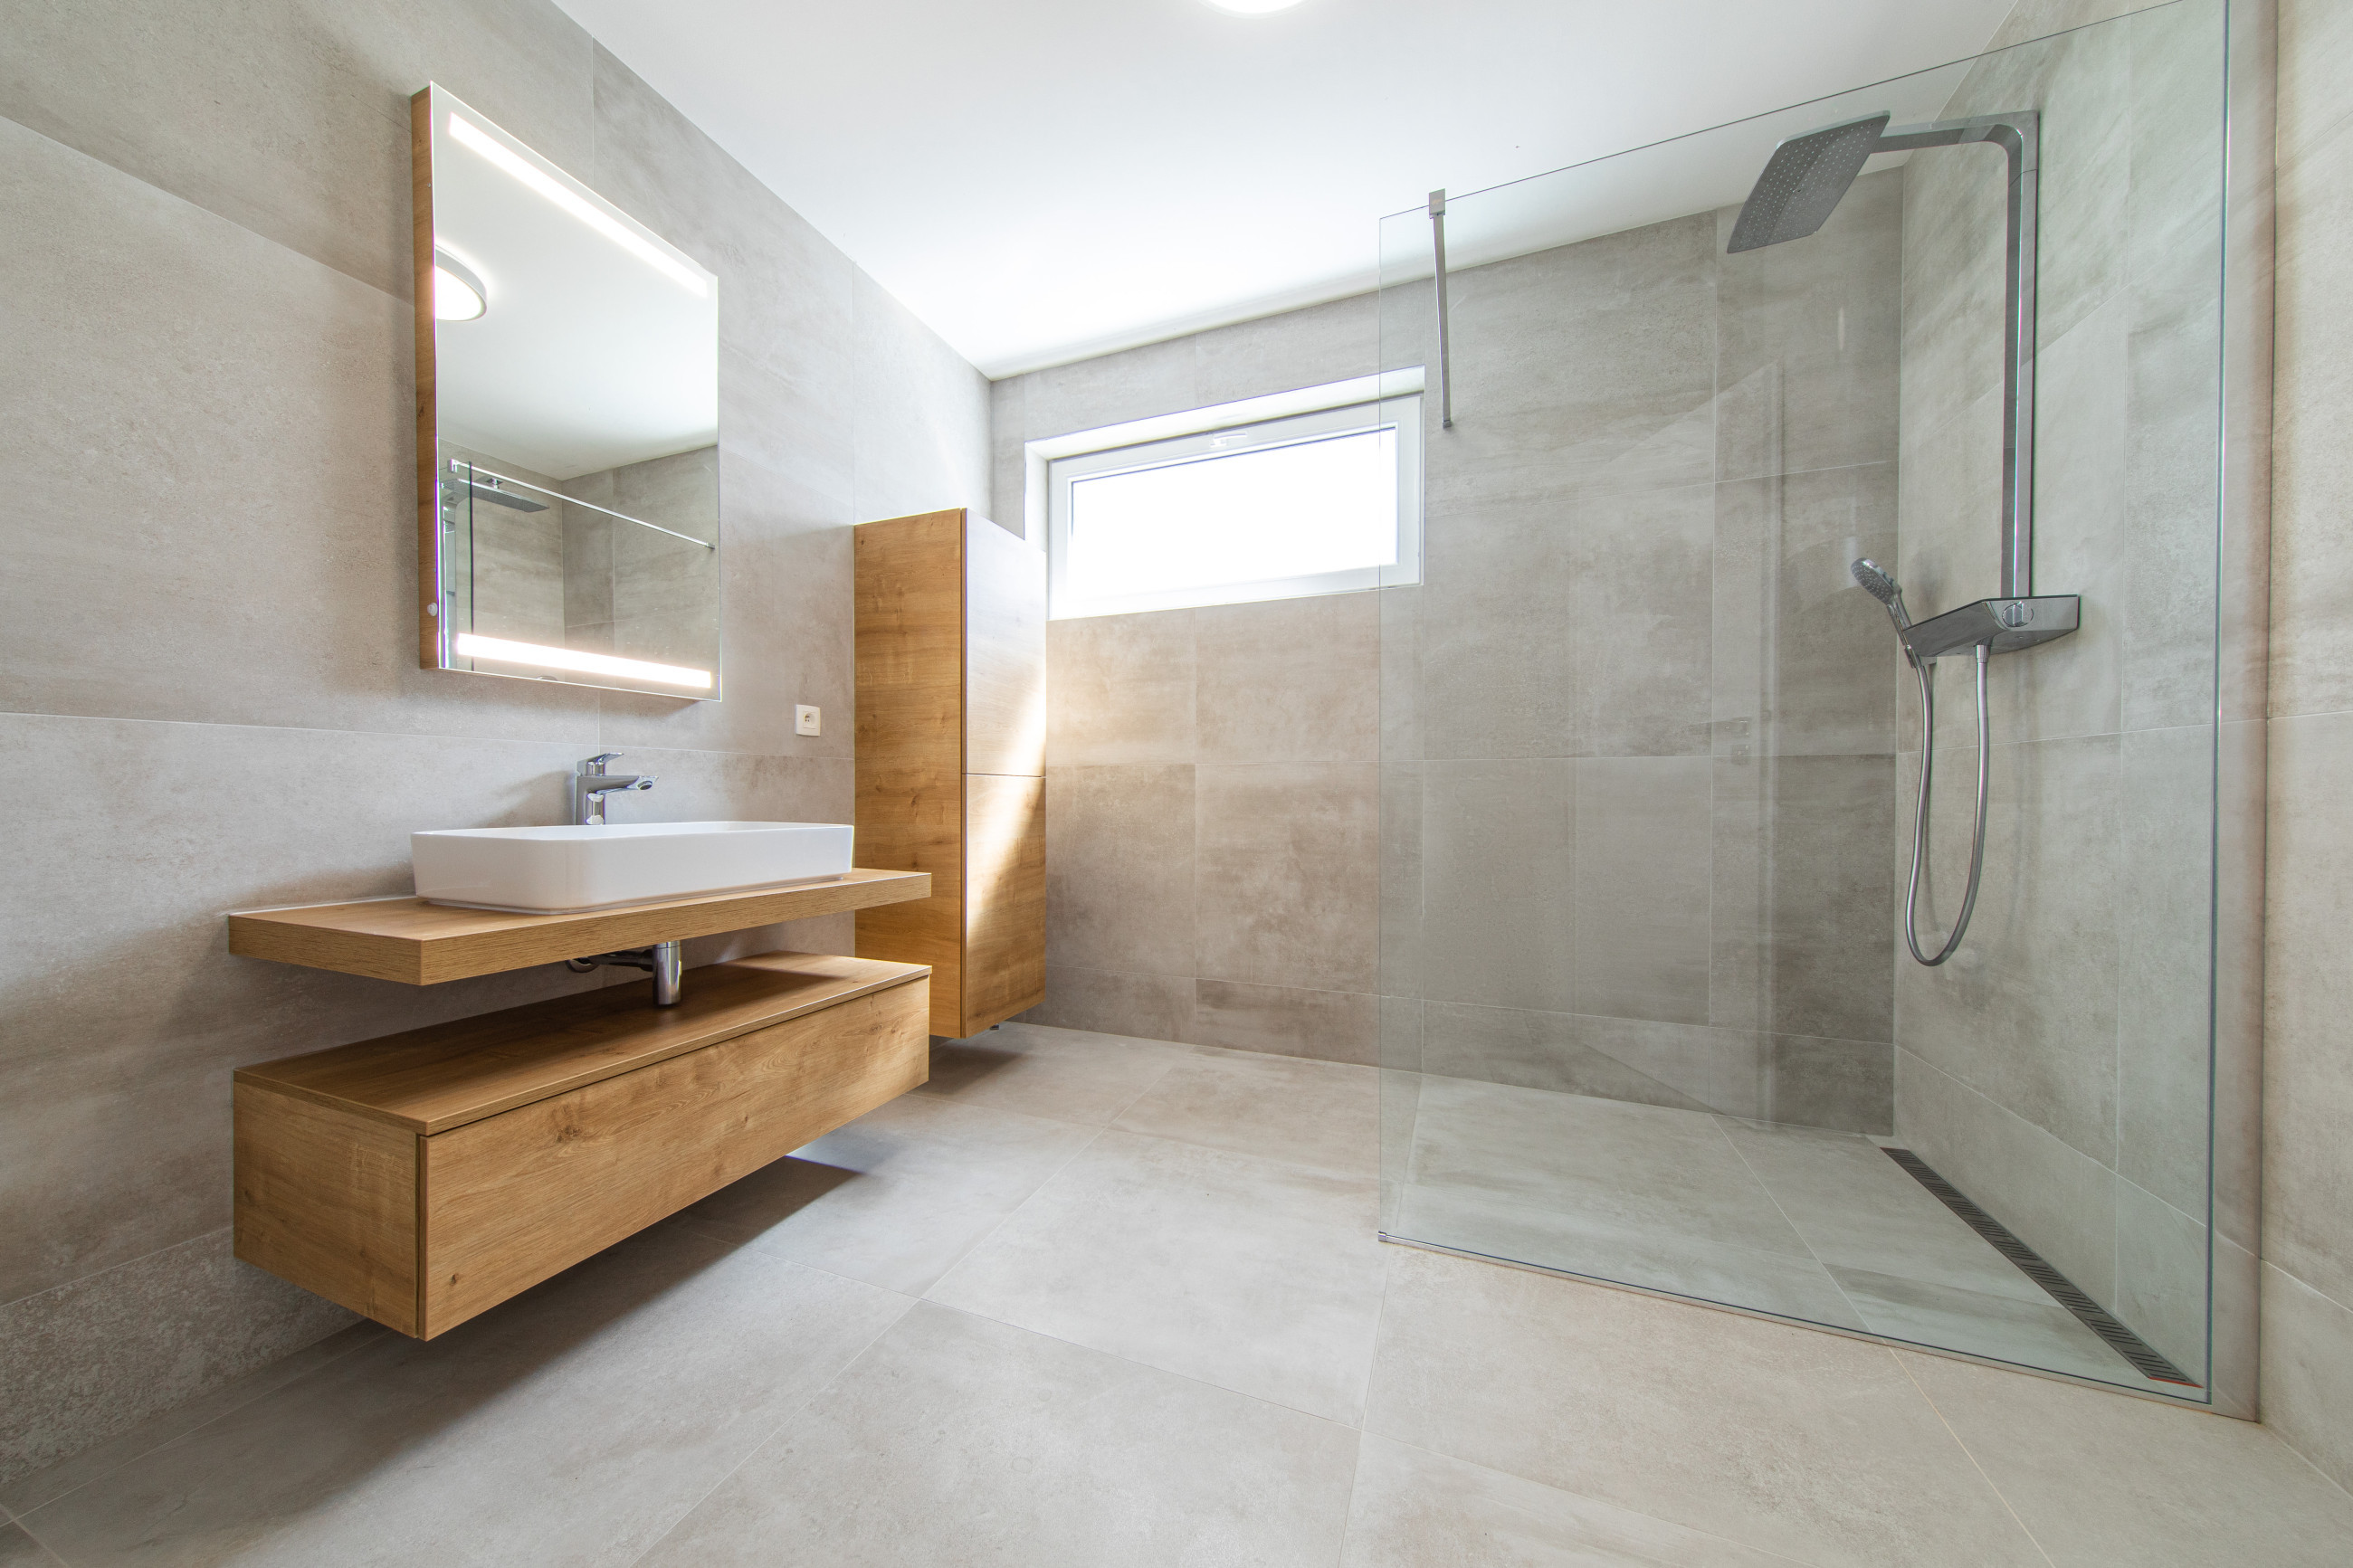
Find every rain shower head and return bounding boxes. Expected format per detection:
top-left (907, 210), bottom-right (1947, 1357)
top-left (1851, 557), bottom-right (1910, 628)
top-left (1727, 111), bottom-right (1891, 252)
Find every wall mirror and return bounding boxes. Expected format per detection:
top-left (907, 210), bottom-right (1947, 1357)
top-left (412, 83), bottom-right (722, 699)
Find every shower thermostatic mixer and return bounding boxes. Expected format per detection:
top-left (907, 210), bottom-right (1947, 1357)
top-left (1900, 595), bottom-right (2080, 661)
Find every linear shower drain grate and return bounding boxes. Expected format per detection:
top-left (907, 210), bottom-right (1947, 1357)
top-left (1880, 1147), bottom-right (2199, 1388)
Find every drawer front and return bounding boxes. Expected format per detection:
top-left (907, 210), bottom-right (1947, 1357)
top-left (418, 978), bottom-right (928, 1336)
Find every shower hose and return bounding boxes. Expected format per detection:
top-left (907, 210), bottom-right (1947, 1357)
top-left (1903, 642), bottom-right (1991, 966)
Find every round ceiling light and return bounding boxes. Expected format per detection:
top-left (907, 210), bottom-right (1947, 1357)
top-left (1201, 0), bottom-right (1306, 14)
top-left (432, 247), bottom-right (487, 321)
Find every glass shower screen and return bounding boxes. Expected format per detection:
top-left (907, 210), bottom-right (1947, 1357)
top-left (1375, 0), bottom-right (2249, 1408)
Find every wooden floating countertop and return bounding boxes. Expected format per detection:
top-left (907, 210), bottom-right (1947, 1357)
top-left (227, 869), bottom-right (931, 985)
top-left (236, 950), bottom-right (929, 1135)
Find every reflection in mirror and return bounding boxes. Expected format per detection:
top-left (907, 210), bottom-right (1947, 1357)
top-left (413, 84), bottom-right (722, 698)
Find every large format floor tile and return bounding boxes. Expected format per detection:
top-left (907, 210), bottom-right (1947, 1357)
top-left (634, 1303), bottom-right (1359, 1568)
top-left (0, 1525), bottom-right (62, 1567)
top-left (1364, 1246), bottom-right (2050, 1568)
top-left (675, 1093), bottom-right (1097, 1295)
top-left (10, 1025), bottom-right (2350, 1568)
top-left (1902, 1349), bottom-right (2353, 1568)
top-left (1391, 1181), bottom-right (1866, 1329)
top-left (1718, 1117), bottom-right (2048, 1303)
top-left (917, 1021), bottom-right (1188, 1124)
top-left (14, 1225), bottom-right (911, 1567)
top-left (1112, 1045), bottom-right (1380, 1178)
top-left (926, 1128), bottom-right (1388, 1422)
top-left (1341, 1433), bottom-right (1804, 1567)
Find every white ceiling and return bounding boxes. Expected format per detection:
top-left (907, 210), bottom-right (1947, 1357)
top-left (555, 0), bottom-right (2016, 378)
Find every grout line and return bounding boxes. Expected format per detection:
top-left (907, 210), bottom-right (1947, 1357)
top-left (1893, 1351), bottom-right (2059, 1568)
top-left (1715, 1120), bottom-right (1873, 1331)
top-left (6, 1516), bottom-right (71, 1568)
top-left (614, 1281), bottom-right (921, 1568)
top-left (1334, 1174), bottom-right (1394, 1565)
top-left (7, 1319), bottom-right (392, 1520)
top-left (1384, 1433), bottom-right (1825, 1568)
top-left (916, 1125), bottom-right (1113, 1305)
top-left (0, 1227), bottom-right (233, 1316)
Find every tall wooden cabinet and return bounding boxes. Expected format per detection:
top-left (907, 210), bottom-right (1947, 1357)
top-left (854, 508), bottom-right (1046, 1038)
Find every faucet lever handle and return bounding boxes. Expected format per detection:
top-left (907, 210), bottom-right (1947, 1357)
top-left (578, 752), bottom-right (624, 774)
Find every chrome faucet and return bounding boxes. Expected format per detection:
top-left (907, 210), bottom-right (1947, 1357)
top-left (572, 753), bottom-right (655, 825)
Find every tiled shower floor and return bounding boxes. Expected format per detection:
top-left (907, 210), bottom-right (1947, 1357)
top-left (3, 1024), bottom-right (2346, 1565)
top-left (1388, 1073), bottom-right (2185, 1392)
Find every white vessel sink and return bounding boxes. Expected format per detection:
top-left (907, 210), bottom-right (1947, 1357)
top-left (412, 821), bottom-right (854, 914)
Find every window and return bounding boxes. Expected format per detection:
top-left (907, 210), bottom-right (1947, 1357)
top-left (1041, 376), bottom-right (1422, 620)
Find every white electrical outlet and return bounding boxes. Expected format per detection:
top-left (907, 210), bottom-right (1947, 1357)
top-left (795, 705), bottom-right (822, 736)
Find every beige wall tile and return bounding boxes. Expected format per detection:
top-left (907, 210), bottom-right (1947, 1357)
top-left (1044, 765), bottom-right (1196, 977)
top-left (1412, 759), bottom-right (1576, 1013)
top-left (1045, 610), bottom-right (1196, 767)
top-left (1894, 736), bottom-right (2121, 1168)
top-left (1191, 292), bottom-right (1377, 410)
top-left (1019, 335), bottom-right (1199, 440)
top-left (0, 0), bottom-right (595, 300)
top-left (1893, 1048), bottom-right (2117, 1304)
top-left (850, 270), bottom-right (992, 523)
top-left (2261, 1263), bottom-right (2353, 1492)
top-left (1711, 464), bottom-right (1901, 762)
top-left (1568, 486), bottom-right (1715, 759)
top-left (2270, 94), bottom-right (2353, 718)
top-left (1195, 762), bottom-right (1379, 994)
top-left (1713, 168), bottom-right (1902, 484)
top-left (0, 1229), bottom-right (351, 1484)
top-left (0, 120), bottom-right (596, 743)
top-left (2262, 710), bottom-right (2353, 1307)
top-left (2116, 725), bottom-right (2219, 1220)
top-left (1188, 981), bottom-right (1378, 1066)
top-left (1414, 497), bottom-right (1576, 762)
top-left (1426, 214), bottom-right (1719, 508)
top-left (1572, 756), bottom-right (1712, 1025)
top-left (2110, 1177), bottom-right (2210, 1379)
top-left (1022, 966), bottom-right (1196, 1043)
top-left (2263, 0), bottom-right (2353, 1487)
top-left (1194, 594), bottom-right (1378, 765)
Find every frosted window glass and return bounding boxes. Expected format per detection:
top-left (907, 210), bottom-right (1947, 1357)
top-left (1064, 429), bottom-right (1397, 602)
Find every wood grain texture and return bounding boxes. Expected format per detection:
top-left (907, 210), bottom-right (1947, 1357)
top-left (963, 773), bottom-right (1046, 1032)
top-left (963, 513), bottom-right (1047, 778)
top-left (226, 868), bottom-right (930, 985)
top-left (412, 88), bottom-right (440, 670)
top-left (235, 952), bottom-right (929, 1135)
top-left (854, 761), bottom-right (966, 1035)
top-left (855, 510), bottom-right (965, 769)
top-left (853, 508), bottom-right (1047, 1039)
top-left (234, 1084), bottom-right (421, 1334)
top-left (417, 979), bottom-right (929, 1335)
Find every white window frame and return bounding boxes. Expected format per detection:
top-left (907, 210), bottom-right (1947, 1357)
top-left (1034, 372), bottom-right (1424, 621)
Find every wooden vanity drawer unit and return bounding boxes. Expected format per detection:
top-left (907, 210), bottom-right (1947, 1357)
top-left (233, 952), bottom-right (929, 1337)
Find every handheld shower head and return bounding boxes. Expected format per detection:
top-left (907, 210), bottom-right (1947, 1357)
top-left (1851, 558), bottom-right (1911, 628)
